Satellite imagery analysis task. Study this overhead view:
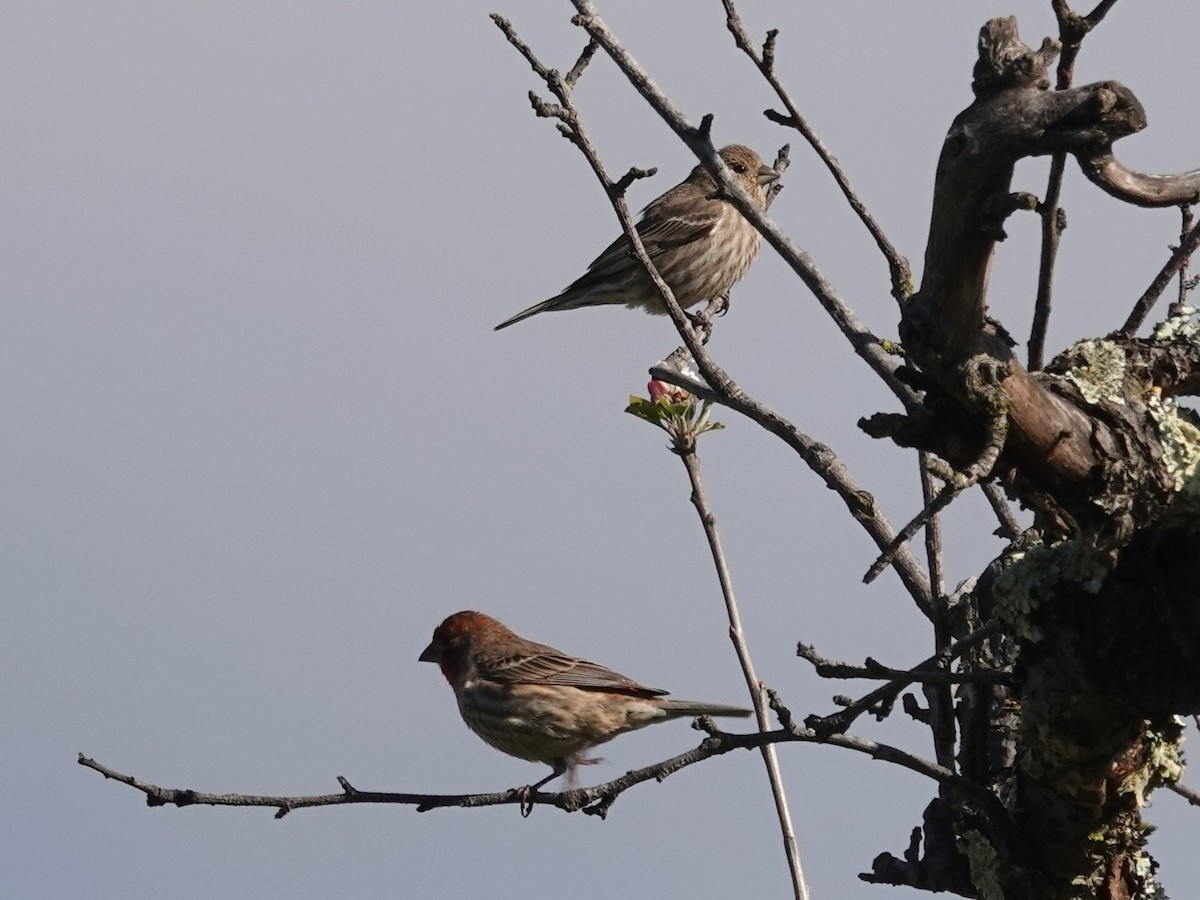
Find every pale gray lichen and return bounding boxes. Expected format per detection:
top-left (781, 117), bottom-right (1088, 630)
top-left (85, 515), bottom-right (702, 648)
top-left (963, 829), bottom-right (1004, 900)
top-left (1132, 851), bottom-right (1168, 898)
top-left (1119, 718), bottom-right (1186, 806)
top-left (992, 540), bottom-right (1113, 641)
top-left (1065, 339), bottom-right (1127, 406)
top-left (1152, 305), bottom-right (1199, 342)
top-left (1147, 394), bottom-right (1200, 493)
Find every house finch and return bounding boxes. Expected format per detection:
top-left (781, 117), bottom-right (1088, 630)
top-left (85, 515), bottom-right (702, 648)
top-left (494, 145), bottom-right (779, 330)
top-left (419, 610), bottom-right (751, 790)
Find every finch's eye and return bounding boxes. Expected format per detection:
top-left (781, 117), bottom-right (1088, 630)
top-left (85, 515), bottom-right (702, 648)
top-left (731, 163), bottom-right (747, 174)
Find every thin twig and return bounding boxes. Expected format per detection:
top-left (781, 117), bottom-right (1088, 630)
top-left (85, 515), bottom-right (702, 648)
top-left (611, 165), bottom-right (658, 195)
top-left (864, 486), bottom-right (958, 584)
top-left (982, 482), bottom-right (1023, 541)
top-left (1167, 780), bottom-right (1200, 808)
top-left (564, 38), bottom-right (599, 87)
top-left (1052, 0), bottom-right (1122, 33)
top-left (722, 0), bottom-right (912, 304)
top-left (646, 360), bottom-right (931, 617)
top-left (1027, 53), bottom-right (1071, 371)
top-left (1120, 214), bottom-right (1200, 334)
top-left (766, 692), bottom-right (1011, 830)
top-left (1168, 204), bottom-right (1197, 320)
top-left (492, 14), bottom-right (550, 79)
top-left (655, 346), bottom-right (932, 613)
top-left (1030, 1), bottom-right (1121, 368)
top-left (920, 455), bottom-right (958, 778)
top-left (920, 457), bottom-right (946, 604)
top-left (1028, 176), bottom-right (1066, 371)
top-left (796, 644), bottom-right (1013, 686)
top-left (864, 403), bottom-right (1007, 584)
top-left (804, 621), bottom-right (1001, 738)
top-left (678, 446), bottom-right (809, 900)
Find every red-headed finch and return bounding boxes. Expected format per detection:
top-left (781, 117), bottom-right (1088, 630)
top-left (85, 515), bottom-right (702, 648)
top-left (419, 610), bottom-right (751, 789)
top-left (494, 145), bottom-right (778, 330)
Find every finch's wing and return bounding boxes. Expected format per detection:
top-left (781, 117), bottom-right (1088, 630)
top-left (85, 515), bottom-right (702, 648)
top-left (579, 203), bottom-right (722, 283)
top-left (482, 643), bottom-right (669, 698)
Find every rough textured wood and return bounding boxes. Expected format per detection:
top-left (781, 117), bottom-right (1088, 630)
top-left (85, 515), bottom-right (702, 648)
top-left (875, 16), bottom-right (1200, 899)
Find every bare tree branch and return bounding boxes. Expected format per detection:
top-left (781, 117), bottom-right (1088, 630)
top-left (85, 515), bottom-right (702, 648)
top-left (647, 356), bottom-right (933, 616)
top-left (1167, 780), bottom-right (1200, 808)
top-left (677, 444), bottom-right (809, 900)
top-left (80, 705), bottom-right (1007, 823)
top-left (721, 0), bottom-right (913, 304)
top-left (564, 37), bottom-right (599, 87)
top-left (1120, 212), bottom-right (1200, 335)
top-left (569, 0), bottom-right (915, 409)
top-left (1029, 0), bottom-right (1124, 371)
top-left (494, 10), bottom-right (934, 614)
top-left (982, 481), bottom-right (1023, 540)
top-left (1170, 205), bottom-right (1198, 319)
top-left (78, 739), bottom-right (750, 820)
top-left (865, 403), bottom-right (1006, 584)
top-left (82, 704), bottom-right (1013, 836)
top-left (920, 457), bottom-right (947, 605)
top-left (803, 621), bottom-right (1001, 738)
top-left (1077, 152), bottom-right (1200, 208)
top-left (796, 644), bottom-right (1013, 687)
top-left (764, 693), bottom-right (1012, 827)
top-left (918, 456), bottom-right (960, 781)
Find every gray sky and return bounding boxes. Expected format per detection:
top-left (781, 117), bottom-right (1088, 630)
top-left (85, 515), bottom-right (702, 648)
top-left (3, 2), bottom-right (1197, 897)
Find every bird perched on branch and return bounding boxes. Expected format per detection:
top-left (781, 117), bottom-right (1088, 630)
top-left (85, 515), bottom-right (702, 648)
top-left (419, 610), bottom-right (751, 790)
top-left (494, 145), bottom-right (779, 330)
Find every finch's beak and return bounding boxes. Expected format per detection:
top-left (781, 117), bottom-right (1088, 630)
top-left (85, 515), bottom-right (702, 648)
top-left (756, 165), bottom-right (779, 185)
top-left (418, 642), bottom-right (438, 663)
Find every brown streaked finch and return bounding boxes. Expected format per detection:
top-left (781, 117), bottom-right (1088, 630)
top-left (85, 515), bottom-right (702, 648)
top-left (419, 610), bottom-right (751, 790)
top-left (494, 145), bottom-right (779, 330)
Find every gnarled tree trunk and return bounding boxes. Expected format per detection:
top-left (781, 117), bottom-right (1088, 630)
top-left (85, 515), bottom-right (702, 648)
top-left (874, 17), bottom-right (1200, 899)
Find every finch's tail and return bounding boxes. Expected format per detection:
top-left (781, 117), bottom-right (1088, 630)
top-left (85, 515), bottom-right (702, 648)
top-left (494, 284), bottom-right (625, 330)
top-left (658, 699), bottom-right (752, 719)
top-left (494, 298), bottom-right (560, 331)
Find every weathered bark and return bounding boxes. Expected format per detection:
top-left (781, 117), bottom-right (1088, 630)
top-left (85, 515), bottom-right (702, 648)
top-left (871, 17), bottom-right (1200, 899)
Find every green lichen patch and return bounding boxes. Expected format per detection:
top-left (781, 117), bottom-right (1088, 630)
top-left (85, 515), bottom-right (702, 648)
top-left (1147, 394), bottom-right (1200, 493)
top-left (1152, 304), bottom-right (1199, 343)
top-left (992, 540), bottom-right (1113, 641)
top-left (962, 829), bottom-right (1004, 900)
top-left (1122, 717), bottom-right (1187, 807)
top-left (1064, 339), bottom-right (1127, 406)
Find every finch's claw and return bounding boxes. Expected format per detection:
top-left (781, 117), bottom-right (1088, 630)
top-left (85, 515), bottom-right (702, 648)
top-left (513, 763), bottom-right (563, 816)
top-left (514, 785), bottom-right (535, 818)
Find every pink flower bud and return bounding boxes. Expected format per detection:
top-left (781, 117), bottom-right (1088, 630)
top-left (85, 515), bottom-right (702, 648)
top-left (647, 379), bottom-right (691, 404)
top-left (647, 379), bottom-right (672, 401)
